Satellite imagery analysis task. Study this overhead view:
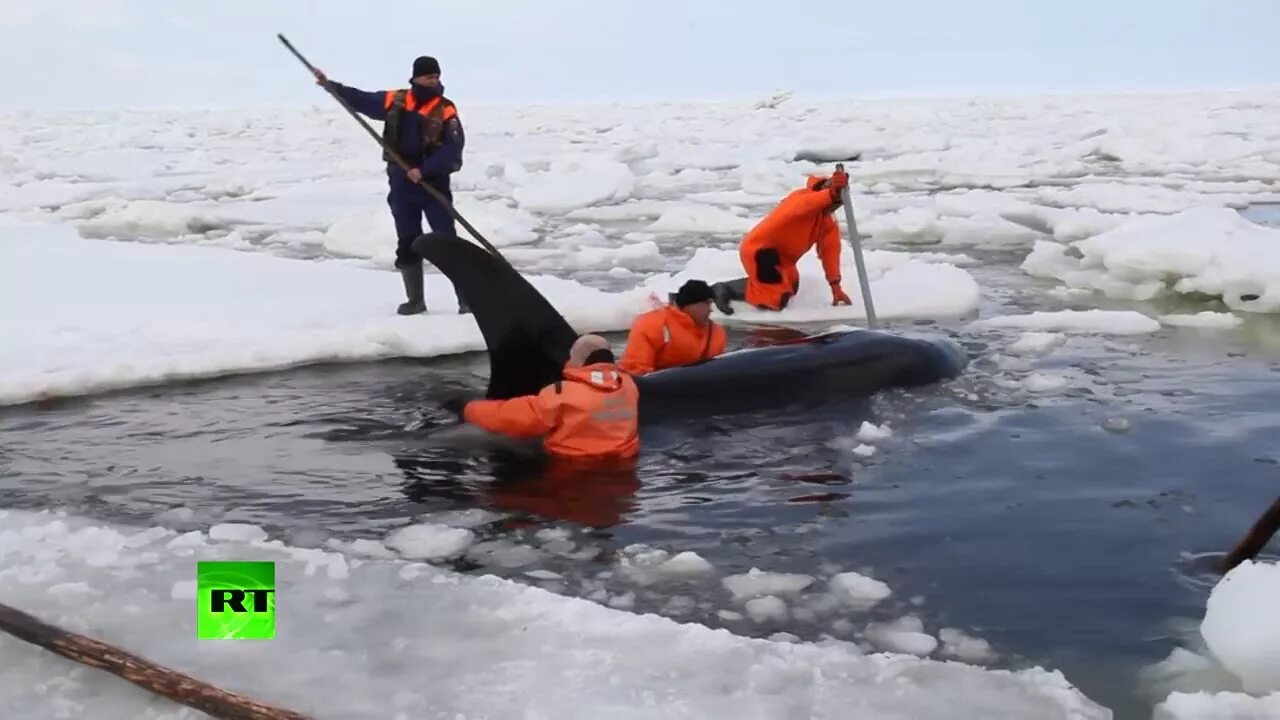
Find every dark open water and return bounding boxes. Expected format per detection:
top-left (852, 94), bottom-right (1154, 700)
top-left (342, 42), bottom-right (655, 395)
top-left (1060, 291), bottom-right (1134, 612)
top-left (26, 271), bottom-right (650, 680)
top-left (2, 207), bottom-right (1280, 719)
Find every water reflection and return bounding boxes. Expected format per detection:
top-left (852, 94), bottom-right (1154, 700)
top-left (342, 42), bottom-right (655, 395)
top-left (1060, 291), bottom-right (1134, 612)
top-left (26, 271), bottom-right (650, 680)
top-left (394, 449), bottom-right (642, 530)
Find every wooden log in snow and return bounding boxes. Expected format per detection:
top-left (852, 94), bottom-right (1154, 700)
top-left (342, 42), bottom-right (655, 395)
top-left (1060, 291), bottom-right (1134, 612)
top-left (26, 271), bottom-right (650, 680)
top-left (0, 602), bottom-right (312, 720)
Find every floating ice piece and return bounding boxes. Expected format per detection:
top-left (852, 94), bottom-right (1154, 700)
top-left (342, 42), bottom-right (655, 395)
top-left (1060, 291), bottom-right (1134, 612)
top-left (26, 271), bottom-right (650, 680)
top-left (830, 572), bottom-right (893, 610)
top-left (384, 524), bottom-right (474, 561)
top-left (659, 551), bottom-right (716, 578)
top-left (939, 628), bottom-right (999, 664)
top-left (971, 310), bottom-right (1161, 335)
top-left (866, 616), bottom-right (939, 657)
top-left (1023, 373), bottom-right (1069, 393)
top-left (722, 568), bottom-right (815, 601)
top-left (1009, 332), bottom-right (1067, 356)
top-left (745, 596), bottom-right (788, 623)
top-left (1023, 207), bottom-right (1280, 313)
top-left (1201, 560), bottom-right (1280, 694)
top-left (208, 523), bottom-right (267, 543)
top-left (1158, 312), bottom-right (1245, 329)
top-left (856, 422), bottom-right (893, 443)
top-left (1153, 690), bottom-right (1280, 720)
top-left (512, 155), bottom-right (635, 213)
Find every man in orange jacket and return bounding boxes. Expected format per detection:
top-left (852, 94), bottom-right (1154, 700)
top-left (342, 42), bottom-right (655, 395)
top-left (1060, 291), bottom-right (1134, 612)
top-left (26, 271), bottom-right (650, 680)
top-left (619, 279), bottom-right (727, 376)
top-left (711, 169), bottom-right (853, 315)
top-left (445, 335), bottom-right (640, 462)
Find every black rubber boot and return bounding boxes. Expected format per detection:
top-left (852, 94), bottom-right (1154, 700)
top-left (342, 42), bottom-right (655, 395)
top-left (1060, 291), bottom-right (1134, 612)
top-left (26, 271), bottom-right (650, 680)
top-left (397, 262), bottom-right (427, 315)
top-left (711, 278), bottom-right (747, 315)
top-left (410, 233), bottom-right (467, 314)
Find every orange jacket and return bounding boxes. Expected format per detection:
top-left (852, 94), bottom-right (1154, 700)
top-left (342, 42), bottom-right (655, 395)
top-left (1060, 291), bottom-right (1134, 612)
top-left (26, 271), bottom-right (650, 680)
top-left (463, 363), bottom-right (640, 461)
top-left (742, 176), bottom-right (843, 284)
top-left (618, 305), bottom-right (727, 376)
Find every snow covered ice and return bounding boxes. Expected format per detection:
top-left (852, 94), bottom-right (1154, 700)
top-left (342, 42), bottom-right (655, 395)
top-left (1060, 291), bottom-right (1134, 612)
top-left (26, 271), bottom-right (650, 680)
top-left (645, 245), bottom-right (982, 323)
top-left (0, 220), bottom-right (979, 407)
top-left (1022, 207), bottom-right (1280, 312)
top-left (0, 510), bottom-right (1110, 719)
top-left (4, 86), bottom-right (1280, 718)
top-left (0, 217), bottom-right (643, 406)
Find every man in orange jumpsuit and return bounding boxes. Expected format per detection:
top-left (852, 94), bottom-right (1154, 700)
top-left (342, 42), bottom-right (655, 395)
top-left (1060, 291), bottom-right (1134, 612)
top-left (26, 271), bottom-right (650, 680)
top-left (619, 279), bottom-right (728, 376)
top-left (711, 169), bottom-right (853, 315)
top-left (445, 335), bottom-right (640, 462)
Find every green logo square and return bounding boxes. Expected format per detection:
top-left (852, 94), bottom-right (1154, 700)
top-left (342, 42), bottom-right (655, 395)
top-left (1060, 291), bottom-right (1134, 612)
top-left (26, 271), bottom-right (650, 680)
top-left (197, 561), bottom-right (275, 640)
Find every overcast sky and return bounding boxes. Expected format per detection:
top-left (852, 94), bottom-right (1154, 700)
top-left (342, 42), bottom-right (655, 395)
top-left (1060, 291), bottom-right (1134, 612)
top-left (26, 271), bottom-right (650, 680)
top-left (1, 0), bottom-right (1276, 110)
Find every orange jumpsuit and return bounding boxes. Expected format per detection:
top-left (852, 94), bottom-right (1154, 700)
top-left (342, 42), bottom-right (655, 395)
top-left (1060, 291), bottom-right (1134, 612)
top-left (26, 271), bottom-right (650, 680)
top-left (740, 176), bottom-right (843, 310)
top-left (618, 305), bottom-right (727, 376)
top-left (463, 362), bottom-right (640, 461)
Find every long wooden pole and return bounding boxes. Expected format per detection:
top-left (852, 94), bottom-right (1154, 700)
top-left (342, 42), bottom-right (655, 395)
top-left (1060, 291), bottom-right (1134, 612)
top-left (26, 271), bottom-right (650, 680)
top-left (1220, 495), bottom-right (1280, 573)
top-left (0, 602), bottom-right (312, 720)
top-left (835, 162), bottom-right (878, 329)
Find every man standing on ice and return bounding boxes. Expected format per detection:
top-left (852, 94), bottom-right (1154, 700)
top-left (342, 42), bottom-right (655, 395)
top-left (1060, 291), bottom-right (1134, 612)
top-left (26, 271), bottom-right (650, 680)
top-left (710, 169), bottom-right (853, 315)
top-left (313, 56), bottom-right (467, 315)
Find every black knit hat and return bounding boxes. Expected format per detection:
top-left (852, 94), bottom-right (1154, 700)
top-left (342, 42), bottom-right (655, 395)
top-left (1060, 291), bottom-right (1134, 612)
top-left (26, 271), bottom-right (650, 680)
top-left (672, 279), bottom-right (715, 307)
top-left (412, 56), bottom-right (441, 77)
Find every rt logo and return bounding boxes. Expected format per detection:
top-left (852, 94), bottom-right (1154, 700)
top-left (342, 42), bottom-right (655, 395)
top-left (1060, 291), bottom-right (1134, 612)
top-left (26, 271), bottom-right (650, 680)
top-left (197, 561), bottom-right (275, 640)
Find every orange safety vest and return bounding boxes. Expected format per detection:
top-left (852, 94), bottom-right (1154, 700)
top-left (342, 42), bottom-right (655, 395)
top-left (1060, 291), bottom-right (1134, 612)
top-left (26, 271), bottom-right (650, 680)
top-left (380, 89), bottom-right (458, 163)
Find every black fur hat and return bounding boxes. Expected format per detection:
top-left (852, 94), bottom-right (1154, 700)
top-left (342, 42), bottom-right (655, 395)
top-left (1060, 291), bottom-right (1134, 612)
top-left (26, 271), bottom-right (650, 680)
top-left (412, 56), bottom-right (441, 77)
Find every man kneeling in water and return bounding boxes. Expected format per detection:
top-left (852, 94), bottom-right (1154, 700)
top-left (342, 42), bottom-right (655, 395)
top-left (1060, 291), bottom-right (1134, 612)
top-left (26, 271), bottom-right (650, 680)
top-left (445, 335), bottom-right (640, 462)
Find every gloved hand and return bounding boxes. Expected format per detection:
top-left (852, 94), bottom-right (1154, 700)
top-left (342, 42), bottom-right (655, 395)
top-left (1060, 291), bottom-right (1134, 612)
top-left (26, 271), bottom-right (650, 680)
top-left (828, 168), bottom-right (850, 197)
top-left (831, 282), bottom-right (851, 306)
top-left (441, 394), bottom-right (473, 421)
